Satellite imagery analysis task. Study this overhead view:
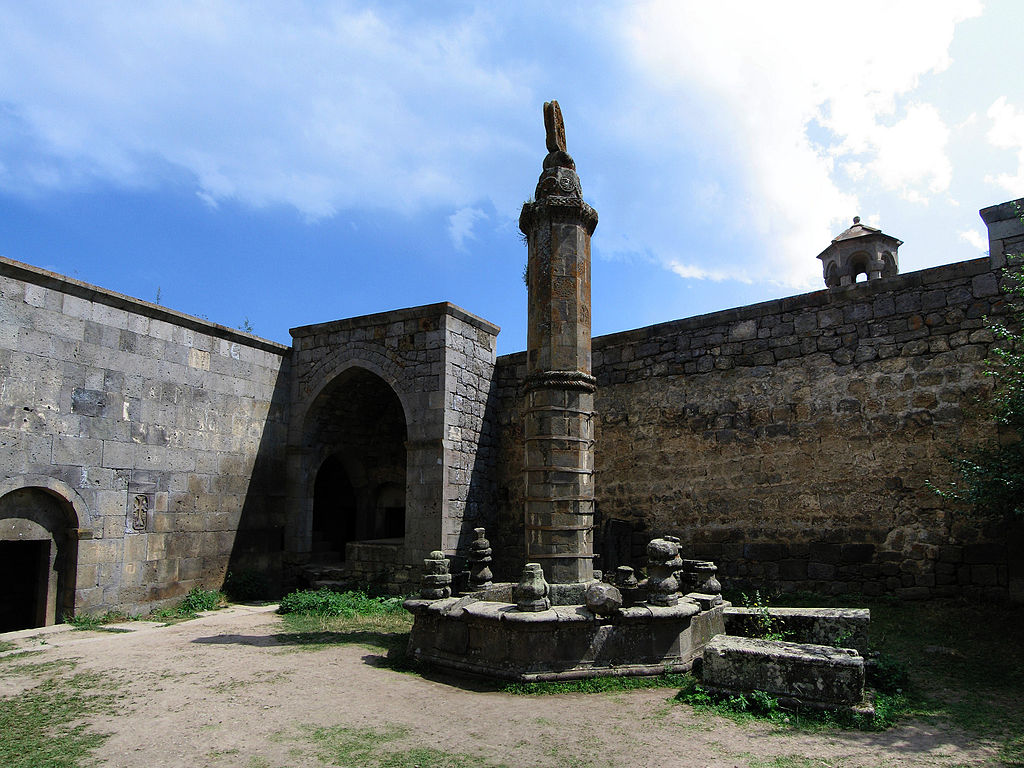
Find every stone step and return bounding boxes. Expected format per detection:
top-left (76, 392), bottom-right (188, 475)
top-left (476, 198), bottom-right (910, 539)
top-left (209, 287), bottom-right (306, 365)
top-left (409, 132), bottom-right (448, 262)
top-left (701, 634), bottom-right (869, 711)
top-left (723, 607), bottom-right (870, 654)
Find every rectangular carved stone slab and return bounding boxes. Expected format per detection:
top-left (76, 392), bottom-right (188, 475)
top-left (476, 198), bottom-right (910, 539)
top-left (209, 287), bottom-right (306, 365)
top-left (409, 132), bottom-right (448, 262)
top-left (702, 635), bottom-right (866, 708)
top-left (723, 607), bottom-right (869, 655)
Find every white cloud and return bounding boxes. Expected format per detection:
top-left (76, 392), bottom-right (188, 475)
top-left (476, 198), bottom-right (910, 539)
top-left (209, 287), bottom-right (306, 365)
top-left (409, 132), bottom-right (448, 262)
top-left (616, 0), bottom-right (980, 287)
top-left (959, 228), bottom-right (989, 252)
top-left (447, 206), bottom-right (487, 251)
top-left (986, 96), bottom-right (1024, 193)
top-left (865, 103), bottom-right (952, 202)
top-left (668, 260), bottom-right (751, 283)
top-left (0, 3), bottom-right (532, 216)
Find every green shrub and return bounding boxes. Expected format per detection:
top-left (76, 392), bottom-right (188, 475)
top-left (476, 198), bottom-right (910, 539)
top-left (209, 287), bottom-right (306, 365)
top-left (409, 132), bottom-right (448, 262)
top-left (277, 588), bottom-right (404, 618)
top-left (178, 587), bottom-right (223, 614)
top-left (222, 569), bottom-right (269, 602)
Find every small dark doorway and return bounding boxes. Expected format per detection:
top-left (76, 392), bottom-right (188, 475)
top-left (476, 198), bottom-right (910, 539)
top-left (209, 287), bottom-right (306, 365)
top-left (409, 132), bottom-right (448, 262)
top-left (312, 456), bottom-right (358, 558)
top-left (0, 540), bottom-right (51, 632)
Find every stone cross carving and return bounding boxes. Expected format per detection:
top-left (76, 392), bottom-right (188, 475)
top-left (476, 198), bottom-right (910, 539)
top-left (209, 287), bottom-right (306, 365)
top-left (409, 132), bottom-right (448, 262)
top-left (131, 494), bottom-right (148, 531)
top-left (544, 100), bottom-right (567, 153)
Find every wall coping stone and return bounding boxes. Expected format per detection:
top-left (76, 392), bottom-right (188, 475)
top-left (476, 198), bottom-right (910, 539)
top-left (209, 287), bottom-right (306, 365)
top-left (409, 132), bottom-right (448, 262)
top-left (980, 197), bottom-right (1024, 225)
top-left (492, 255), bottom-right (993, 367)
top-left (0, 255), bottom-right (290, 355)
top-left (290, 301), bottom-right (500, 338)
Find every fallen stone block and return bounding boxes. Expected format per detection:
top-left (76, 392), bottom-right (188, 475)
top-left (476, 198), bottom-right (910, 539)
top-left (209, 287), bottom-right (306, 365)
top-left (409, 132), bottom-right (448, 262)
top-left (702, 635), bottom-right (867, 710)
top-left (723, 606), bottom-right (869, 654)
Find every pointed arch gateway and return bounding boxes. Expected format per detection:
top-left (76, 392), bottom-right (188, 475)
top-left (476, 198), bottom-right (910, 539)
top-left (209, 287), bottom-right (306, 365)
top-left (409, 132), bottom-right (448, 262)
top-left (302, 366), bottom-right (409, 562)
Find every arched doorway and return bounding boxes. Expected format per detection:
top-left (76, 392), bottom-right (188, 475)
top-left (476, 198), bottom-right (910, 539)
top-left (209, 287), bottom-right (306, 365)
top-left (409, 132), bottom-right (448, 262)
top-left (0, 487), bottom-right (78, 631)
top-left (304, 367), bottom-right (408, 562)
top-left (312, 455), bottom-right (358, 556)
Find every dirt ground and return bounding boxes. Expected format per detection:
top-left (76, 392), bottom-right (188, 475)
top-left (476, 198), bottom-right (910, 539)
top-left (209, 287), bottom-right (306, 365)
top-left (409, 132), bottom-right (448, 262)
top-left (0, 606), bottom-right (1003, 768)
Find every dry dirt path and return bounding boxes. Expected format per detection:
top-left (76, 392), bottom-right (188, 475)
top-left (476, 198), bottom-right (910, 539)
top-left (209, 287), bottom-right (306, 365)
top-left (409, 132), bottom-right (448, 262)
top-left (0, 607), bottom-right (999, 768)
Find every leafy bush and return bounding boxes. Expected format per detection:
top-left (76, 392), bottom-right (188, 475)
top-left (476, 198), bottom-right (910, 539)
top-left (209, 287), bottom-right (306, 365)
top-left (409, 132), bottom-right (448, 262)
top-left (935, 215), bottom-right (1024, 519)
top-left (178, 587), bottom-right (223, 614)
top-left (222, 569), bottom-right (269, 602)
top-left (277, 588), bottom-right (404, 618)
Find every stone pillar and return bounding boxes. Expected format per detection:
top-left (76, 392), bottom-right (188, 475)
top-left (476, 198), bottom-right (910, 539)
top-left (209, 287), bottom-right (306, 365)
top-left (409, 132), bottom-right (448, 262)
top-left (518, 101), bottom-right (598, 584)
top-left (981, 197), bottom-right (1024, 266)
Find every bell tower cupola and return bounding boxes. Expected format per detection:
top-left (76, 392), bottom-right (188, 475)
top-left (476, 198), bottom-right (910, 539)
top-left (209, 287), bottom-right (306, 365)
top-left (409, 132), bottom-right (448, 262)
top-left (817, 216), bottom-right (902, 288)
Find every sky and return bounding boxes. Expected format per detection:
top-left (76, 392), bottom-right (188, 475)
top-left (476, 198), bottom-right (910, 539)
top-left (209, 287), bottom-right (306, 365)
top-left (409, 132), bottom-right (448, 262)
top-left (1, 1), bottom-right (1022, 354)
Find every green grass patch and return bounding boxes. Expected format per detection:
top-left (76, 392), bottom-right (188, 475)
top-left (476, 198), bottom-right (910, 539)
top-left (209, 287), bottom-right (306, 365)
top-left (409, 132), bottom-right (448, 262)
top-left (146, 587), bottom-right (226, 622)
top-left (66, 610), bottom-right (139, 631)
top-left (178, 586), bottom-right (225, 614)
top-left (0, 640), bottom-right (16, 653)
top-left (275, 610), bottom-right (412, 652)
top-left (749, 757), bottom-right (838, 768)
top-left (277, 588), bottom-right (405, 618)
top-left (503, 672), bottom-right (689, 695)
top-left (273, 589), bottom-right (411, 655)
top-left (0, 657), bottom-right (118, 768)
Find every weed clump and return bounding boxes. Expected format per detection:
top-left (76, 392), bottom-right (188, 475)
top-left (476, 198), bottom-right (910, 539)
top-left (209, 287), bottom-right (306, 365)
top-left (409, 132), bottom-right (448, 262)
top-left (503, 672), bottom-right (689, 695)
top-left (178, 587), bottom-right (224, 614)
top-left (278, 588), bottom-right (404, 618)
top-left (675, 672), bottom-right (906, 732)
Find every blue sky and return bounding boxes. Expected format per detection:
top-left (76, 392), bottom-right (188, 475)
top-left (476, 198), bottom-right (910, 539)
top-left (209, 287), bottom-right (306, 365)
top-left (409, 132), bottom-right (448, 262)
top-left (1, 1), bottom-right (1022, 354)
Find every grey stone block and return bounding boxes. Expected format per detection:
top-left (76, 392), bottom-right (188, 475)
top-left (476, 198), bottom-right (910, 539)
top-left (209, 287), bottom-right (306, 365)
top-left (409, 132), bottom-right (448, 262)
top-left (723, 606), bottom-right (869, 654)
top-left (702, 635), bottom-right (865, 707)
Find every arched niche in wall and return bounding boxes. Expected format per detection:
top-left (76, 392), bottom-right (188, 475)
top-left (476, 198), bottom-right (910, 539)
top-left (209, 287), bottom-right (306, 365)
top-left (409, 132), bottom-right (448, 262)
top-left (881, 251), bottom-right (898, 278)
top-left (825, 261), bottom-right (840, 288)
top-left (849, 251), bottom-right (871, 283)
top-left (301, 366), bottom-right (408, 560)
top-left (0, 483), bottom-right (81, 630)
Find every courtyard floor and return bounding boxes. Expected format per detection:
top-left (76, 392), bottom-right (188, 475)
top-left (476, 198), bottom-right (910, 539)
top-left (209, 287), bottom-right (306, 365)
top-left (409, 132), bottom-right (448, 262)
top-left (0, 600), bottom-right (1020, 768)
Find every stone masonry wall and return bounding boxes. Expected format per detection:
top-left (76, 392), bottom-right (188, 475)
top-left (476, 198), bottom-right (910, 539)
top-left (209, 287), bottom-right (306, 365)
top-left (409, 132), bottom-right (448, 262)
top-left (0, 257), bottom-right (290, 617)
top-left (441, 312), bottom-right (499, 559)
top-left (494, 256), bottom-right (1022, 600)
top-left (287, 302), bottom-right (499, 587)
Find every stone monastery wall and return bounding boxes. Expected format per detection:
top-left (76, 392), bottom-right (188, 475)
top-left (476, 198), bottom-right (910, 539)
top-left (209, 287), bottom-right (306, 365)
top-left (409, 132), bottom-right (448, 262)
top-left (3, 197), bottom-right (1022, 624)
top-left (0, 257), bottom-right (290, 616)
top-left (493, 255), bottom-right (1022, 601)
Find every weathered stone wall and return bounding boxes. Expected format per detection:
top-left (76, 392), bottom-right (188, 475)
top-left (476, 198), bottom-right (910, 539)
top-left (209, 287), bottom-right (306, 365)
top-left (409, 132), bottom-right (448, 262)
top-left (0, 257), bottom-right (290, 617)
top-left (441, 312), bottom-right (499, 557)
top-left (494, 256), bottom-right (1021, 599)
top-left (286, 302), bottom-right (498, 588)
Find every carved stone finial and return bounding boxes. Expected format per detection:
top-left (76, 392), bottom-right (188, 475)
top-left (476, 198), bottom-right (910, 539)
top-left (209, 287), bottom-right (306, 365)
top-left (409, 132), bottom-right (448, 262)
top-left (544, 100), bottom-right (567, 153)
top-left (468, 527), bottom-right (493, 590)
top-left (540, 100), bottom-right (575, 174)
top-left (420, 550), bottom-right (452, 600)
top-left (647, 537), bottom-right (683, 607)
top-left (514, 562), bottom-right (551, 612)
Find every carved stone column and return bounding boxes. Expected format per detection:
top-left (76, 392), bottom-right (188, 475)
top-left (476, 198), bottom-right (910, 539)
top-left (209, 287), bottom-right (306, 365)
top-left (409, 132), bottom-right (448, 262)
top-left (519, 101), bottom-right (598, 584)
